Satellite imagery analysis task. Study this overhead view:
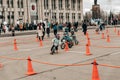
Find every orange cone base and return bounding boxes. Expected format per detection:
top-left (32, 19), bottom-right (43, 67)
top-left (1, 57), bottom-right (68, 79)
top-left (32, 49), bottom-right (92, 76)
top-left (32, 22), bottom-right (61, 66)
top-left (86, 53), bottom-right (92, 56)
top-left (0, 63), bottom-right (3, 68)
top-left (26, 72), bottom-right (37, 76)
top-left (65, 50), bottom-right (69, 52)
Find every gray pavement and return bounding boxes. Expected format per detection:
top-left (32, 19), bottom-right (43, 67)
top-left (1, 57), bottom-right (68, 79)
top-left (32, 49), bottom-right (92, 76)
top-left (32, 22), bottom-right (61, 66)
top-left (0, 27), bottom-right (120, 80)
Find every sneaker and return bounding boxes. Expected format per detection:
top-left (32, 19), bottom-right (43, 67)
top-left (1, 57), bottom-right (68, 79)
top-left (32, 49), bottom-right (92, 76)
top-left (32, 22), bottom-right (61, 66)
top-left (50, 52), bottom-right (53, 55)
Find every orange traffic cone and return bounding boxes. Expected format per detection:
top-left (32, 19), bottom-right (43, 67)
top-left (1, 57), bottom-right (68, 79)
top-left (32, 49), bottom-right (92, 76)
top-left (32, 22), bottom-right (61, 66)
top-left (40, 39), bottom-right (43, 47)
top-left (101, 33), bottom-right (105, 39)
top-left (86, 32), bottom-right (89, 39)
top-left (65, 42), bottom-right (69, 52)
top-left (92, 59), bottom-right (100, 80)
top-left (14, 39), bottom-right (18, 51)
top-left (86, 44), bottom-right (92, 56)
top-left (106, 35), bottom-right (110, 42)
top-left (26, 56), bottom-right (36, 76)
top-left (117, 30), bottom-right (120, 36)
top-left (36, 36), bottom-right (39, 42)
top-left (106, 29), bottom-right (109, 34)
top-left (87, 38), bottom-right (91, 46)
top-left (0, 63), bottom-right (3, 68)
top-left (114, 27), bottom-right (116, 33)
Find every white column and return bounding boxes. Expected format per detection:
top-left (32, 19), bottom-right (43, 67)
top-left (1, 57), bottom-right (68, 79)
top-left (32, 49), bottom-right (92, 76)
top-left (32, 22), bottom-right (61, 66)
top-left (63, 0), bottom-right (66, 23)
top-left (13, 0), bottom-right (18, 24)
top-left (23, 0), bottom-right (27, 23)
top-left (75, 0), bottom-right (77, 11)
top-left (40, 0), bottom-right (44, 20)
top-left (75, 0), bottom-right (78, 22)
top-left (80, 0), bottom-right (83, 21)
top-left (56, 0), bottom-right (59, 23)
top-left (3, 0), bottom-right (7, 23)
top-left (49, 0), bottom-right (52, 22)
top-left (37, 0), bottom-right (41, 22)
top-left (69, 0), bottom-right (72, 22)
top-left (27, 0), bottom-right (31, 23)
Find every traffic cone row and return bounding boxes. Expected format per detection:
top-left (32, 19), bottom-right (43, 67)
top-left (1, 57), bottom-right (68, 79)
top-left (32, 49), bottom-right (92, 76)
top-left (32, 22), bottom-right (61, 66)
top-left (13, 39), bottom-right (18, 51)
top-left (26, 56), bottom-right (101, 80)
top-left (13, 37), bottom-right (44, 51)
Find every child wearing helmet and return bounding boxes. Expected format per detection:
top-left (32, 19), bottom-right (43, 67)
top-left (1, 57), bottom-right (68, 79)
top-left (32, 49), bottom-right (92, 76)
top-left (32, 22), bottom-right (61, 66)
top-left (50, 34), bottom-right (60, 55)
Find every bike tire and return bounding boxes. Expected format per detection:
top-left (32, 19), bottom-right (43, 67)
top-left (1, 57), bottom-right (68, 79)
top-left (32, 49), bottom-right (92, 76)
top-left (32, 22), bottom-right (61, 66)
top-left (61, 43), bottom-right (65, 49)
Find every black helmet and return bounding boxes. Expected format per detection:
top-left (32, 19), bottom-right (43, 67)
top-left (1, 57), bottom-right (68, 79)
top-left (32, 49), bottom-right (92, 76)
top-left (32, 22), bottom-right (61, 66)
top-left (55, 34), bottom-right (60, 39)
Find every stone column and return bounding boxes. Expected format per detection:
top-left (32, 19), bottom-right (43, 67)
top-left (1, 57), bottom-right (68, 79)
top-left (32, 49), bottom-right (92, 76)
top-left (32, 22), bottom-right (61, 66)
top-left (13, 0), bottom-right (18, 25)
top-left (23, 0), bottom-right (27, 23)
top-left (80, 0), bottom-right (83, 21)
top-left (56, 0), bottom-right (59, 23)
top-left (48, 0), bottom-right (52, 22)
top-left (27, 0), bottom-right (31, 23)
top-left (63, 0), bottom-right (66, 23)
top-left (75, 0), bottom-right (78, 22)
top-left (38, 0), bottom-right (44, 21)
top-left (37, 0), bottom-right (40, 21)
top-left (69, 0), bottom-right (72, 22)
top-left (2, 0), bottom-right (7, 23)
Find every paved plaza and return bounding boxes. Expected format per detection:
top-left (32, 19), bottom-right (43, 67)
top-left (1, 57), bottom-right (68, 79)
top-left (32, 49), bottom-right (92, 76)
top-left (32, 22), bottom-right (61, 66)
top-left (0, 27), bottom-right (120, 80)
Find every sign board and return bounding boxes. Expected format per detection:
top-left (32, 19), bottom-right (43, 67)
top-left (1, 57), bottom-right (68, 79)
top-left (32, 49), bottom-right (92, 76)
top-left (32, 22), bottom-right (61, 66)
top-left (30, 3), bottom-right (37, 16)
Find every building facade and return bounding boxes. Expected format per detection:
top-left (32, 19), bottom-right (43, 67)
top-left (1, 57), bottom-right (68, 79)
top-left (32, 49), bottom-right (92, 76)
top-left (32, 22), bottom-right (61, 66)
top-left (0, 0), bottom-right (83, 25)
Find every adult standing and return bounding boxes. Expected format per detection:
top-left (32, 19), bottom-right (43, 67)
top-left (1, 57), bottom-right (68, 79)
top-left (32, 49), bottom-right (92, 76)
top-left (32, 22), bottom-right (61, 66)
top-left (11, 24), bottom-right (15, 36)
top-left (53, 22), bottom-right (58, 36)
top-left (82, 20), bottom-right (88, 35)
top-left (37, 23), bottom-right (43, 40)
top-left (16, 20), bottom-right (20, 31)
top-left (42, 22), bottom-right (45, 40)
top-left (46, 21), bottom-right (50, 38)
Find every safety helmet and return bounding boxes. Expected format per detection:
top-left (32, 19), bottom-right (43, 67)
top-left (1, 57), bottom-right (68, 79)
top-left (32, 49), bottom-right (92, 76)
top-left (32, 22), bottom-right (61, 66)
top-left (56, 34), bottom-right (60, 40)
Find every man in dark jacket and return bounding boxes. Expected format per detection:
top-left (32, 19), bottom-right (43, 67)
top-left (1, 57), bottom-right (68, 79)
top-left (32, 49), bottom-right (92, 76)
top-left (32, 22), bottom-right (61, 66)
top-left (82, 21), bottom-right (87, 35)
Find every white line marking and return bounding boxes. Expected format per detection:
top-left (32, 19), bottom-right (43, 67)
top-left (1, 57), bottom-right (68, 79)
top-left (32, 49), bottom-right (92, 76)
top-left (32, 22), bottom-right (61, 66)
top-left (67, 51), bottom-right (85, 54)
top-left (110, 52), bottom-right (120, 55)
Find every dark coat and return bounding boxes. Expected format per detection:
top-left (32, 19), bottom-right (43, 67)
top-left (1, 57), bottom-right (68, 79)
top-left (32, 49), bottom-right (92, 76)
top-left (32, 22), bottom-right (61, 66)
top-left (82, 23), bottom-right (87, 32)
